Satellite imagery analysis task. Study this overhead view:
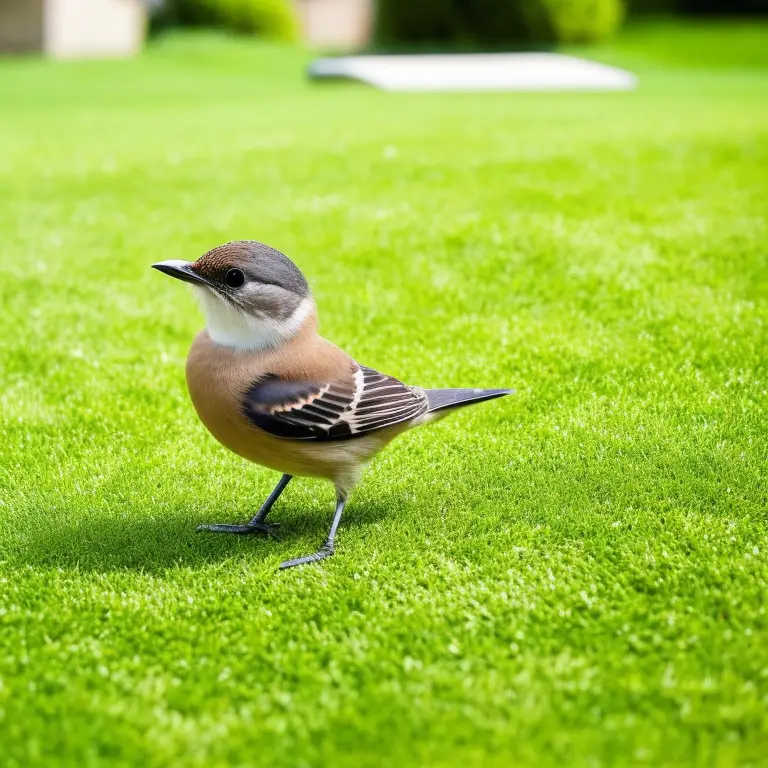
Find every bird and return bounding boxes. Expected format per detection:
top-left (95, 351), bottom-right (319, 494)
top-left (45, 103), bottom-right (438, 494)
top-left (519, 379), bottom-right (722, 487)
top-left (152, 241), bottom-right (513, 569)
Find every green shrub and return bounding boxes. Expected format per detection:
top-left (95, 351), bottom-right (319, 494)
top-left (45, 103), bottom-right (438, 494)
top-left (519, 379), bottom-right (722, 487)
top-left (626, 0), bottom-right (679, 13)
top-left (154, 0), bottom-right (299, 40)
top-left (629, 0), bottom-right (768, 12)
top-left (528, 0), bottom-right (625, 43)
top-left (376, 0), bottom-right (625, 47)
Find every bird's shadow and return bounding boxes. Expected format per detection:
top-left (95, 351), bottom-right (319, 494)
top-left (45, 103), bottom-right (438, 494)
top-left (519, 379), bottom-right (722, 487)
top-left (3, 500), bottom-right (391, 574)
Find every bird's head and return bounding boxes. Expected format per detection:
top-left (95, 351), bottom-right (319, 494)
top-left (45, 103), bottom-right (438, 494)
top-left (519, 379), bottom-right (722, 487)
top-left (152, 240), bottom-right (315, 350)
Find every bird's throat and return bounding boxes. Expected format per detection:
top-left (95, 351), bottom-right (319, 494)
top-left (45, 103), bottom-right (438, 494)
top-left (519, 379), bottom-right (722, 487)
top-left (193, 287), bottom-right (314, 351)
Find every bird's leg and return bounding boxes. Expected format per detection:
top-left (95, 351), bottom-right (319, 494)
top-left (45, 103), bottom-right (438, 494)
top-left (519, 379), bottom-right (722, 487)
top-left (279, 491), bottom-right (347, 569)
top-left (196, 474), bottom-right (292, 536)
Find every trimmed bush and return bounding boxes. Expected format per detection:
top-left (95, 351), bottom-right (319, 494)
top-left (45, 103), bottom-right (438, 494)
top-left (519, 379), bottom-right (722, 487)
top-left (629, 0), bottom-right (768, 13)
top-left (153, 0), bottom-right (299, 40)
top-left (376, 0), bottom-right (625, 47)
top-left (529, 0), bottom-right (625, 43)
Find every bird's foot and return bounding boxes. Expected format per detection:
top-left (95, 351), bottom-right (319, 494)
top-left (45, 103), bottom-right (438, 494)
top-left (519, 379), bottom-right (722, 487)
top-left (196, 522), bottom-right (280, 537)
top-left (279, 542), bottom-right (334, 570)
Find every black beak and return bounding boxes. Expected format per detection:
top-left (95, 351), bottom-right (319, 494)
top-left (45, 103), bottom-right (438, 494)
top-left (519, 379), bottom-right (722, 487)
top-left (151, 260), bottom-right (210, 287)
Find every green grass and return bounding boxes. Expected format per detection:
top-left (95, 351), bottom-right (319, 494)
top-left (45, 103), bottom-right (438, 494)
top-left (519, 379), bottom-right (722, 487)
top-left (1, 20), bottom-right (767, 768)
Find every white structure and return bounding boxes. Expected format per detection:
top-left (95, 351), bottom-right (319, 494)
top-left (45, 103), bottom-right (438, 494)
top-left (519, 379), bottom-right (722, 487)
top-left (0, 0), bottom-right (146, 58)
top-left (294, 0), bottom-right (373, 50)
top-left (310, 53), bottom-right (637, 92)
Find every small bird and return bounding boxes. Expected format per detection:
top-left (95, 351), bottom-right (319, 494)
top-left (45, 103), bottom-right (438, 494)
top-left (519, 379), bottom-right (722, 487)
top-left (153, 241), bottom-right (512, 569)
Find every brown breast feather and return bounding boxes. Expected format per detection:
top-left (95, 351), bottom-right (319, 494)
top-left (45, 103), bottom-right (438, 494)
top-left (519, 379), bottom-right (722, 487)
top-left (184, 325), bottom-right (404, 487)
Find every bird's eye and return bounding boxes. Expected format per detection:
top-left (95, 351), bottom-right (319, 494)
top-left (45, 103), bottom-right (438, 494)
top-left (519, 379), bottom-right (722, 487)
top-left (224, 268), bottom-right (245, 288)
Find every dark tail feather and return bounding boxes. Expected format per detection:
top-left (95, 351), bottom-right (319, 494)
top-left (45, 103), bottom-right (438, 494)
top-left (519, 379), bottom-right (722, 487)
top-left (424, 388), bottom-right (514, 413)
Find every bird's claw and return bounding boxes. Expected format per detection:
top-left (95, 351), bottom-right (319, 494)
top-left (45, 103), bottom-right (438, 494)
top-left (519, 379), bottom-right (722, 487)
top-left (196, 522), bottom-right (281, 538)
top-left (279, 543), bottom-right (335, 570)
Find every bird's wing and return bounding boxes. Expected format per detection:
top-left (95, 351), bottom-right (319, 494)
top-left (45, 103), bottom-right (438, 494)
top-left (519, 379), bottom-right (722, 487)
top-left (241, 365), bottom-right (429, 441)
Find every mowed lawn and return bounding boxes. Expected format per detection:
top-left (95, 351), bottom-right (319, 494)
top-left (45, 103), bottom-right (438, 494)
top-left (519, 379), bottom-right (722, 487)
top-left (0, 22), bottom-right (766, 768)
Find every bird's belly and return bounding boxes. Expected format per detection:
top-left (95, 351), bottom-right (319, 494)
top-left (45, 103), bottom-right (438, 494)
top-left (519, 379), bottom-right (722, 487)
top-left (193, 396), bottom-right (396, 487)
top-left (185, 349), bottom-right (399, 486)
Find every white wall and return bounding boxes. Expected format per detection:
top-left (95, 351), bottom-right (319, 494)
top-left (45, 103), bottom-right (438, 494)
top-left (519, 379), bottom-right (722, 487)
top-left (294, 0), bottom-right (373, 50)
top-left (44, 0), bottom-right (146, 58)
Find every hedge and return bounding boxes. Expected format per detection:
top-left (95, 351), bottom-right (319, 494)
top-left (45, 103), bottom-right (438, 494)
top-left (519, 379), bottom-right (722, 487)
top-left (376, 0), bottom-right (626, 47)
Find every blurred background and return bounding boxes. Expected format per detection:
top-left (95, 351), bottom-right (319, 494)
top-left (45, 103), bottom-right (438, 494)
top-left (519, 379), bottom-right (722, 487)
top-left (0, 0), bottom-right (766, 58)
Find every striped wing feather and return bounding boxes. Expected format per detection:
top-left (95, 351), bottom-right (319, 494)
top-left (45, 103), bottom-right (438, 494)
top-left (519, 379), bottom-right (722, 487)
top-left (242, 366), bottom-right (428, 441)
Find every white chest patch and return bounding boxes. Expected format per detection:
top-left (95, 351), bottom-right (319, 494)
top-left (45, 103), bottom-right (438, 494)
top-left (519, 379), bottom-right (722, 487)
top-left (193, 288), bottom-right (314, 351)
